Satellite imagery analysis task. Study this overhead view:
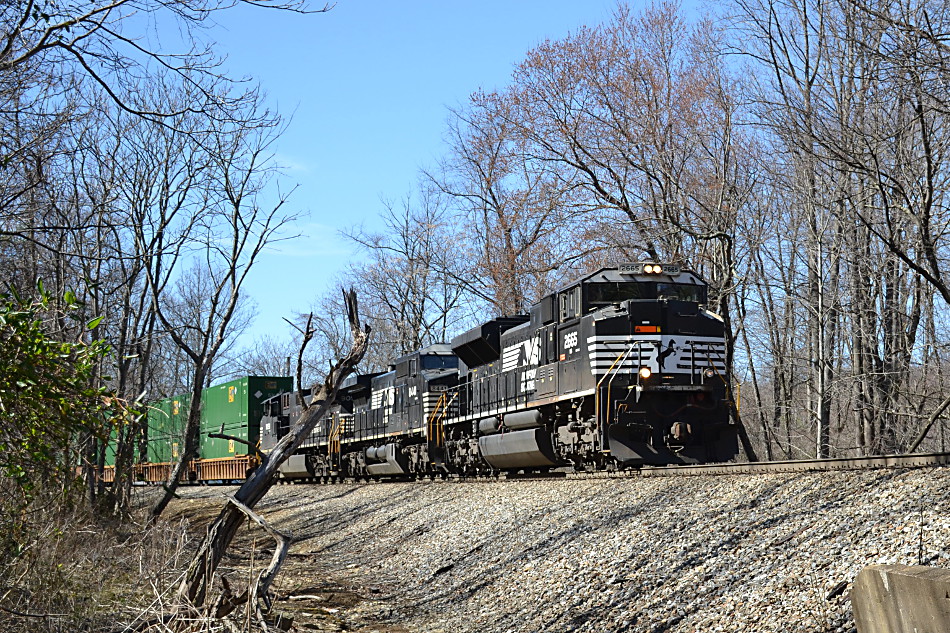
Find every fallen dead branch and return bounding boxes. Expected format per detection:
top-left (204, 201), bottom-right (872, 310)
top-left (162, 289), bottom-right (369, 630)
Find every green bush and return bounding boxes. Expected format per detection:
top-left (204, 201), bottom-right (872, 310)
top-left (0, 286), bottom-right (108, 497)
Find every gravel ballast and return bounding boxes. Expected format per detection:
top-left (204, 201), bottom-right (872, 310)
top-left (183, 467), bottom-right (950, 632)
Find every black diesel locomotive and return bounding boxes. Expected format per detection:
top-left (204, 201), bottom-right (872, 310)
top-left (261, 263), bottom-right (739, 478)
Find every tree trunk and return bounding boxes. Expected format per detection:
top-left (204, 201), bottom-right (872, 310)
top-left (150, 373), bottom-right (207, 523)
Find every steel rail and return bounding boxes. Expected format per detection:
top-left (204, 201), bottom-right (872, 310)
top-left (276, 452), bottom-right (950, 485)
top-left (451, 452), bottom-right (950, 483)
top-left (634, 451), bottom-right (950, 477)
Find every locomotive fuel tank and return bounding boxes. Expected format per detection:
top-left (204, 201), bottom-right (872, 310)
top-left (478, 428), bottom-right (559, 469)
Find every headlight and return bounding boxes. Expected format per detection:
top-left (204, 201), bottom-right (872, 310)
top-left (639, 366), bottom-right (653, 380)
top-left (643, 263), bottom-right (663, 274)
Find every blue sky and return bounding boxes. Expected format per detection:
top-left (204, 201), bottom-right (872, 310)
top-left (209, 1), bottom-right (632, 345)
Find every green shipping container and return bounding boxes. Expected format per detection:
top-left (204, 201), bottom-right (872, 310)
top-left (111, 376), bottom-right (291, 467)
top-left (146, 392), bottom-right (191, 463)
top-left (199, 376), bottom-right (292, 460)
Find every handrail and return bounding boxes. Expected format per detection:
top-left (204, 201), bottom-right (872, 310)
top-left (595, 344), bottom-right (633, 437)
top-left (328, 412), bottom-right (342, 471)
top-left (427, 390), bottom-right (457, 447)
top-left (464, 367), bottom-right (534, 413)
top-left (606, 344), bottom-right (636, 426)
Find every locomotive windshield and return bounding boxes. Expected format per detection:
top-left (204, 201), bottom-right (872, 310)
top-left (587, 282), bottom-right (653, 305)
top-left (587, 281), bottom-right (708, 306)
top-left (657, 283), bottom-right (707, 303)
top-left (421, 355), bottom-right (459, 370)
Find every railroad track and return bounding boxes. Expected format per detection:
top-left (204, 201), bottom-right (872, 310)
top-left (275, 451), bottom-right (950, 485)
top-left (635, 451), bottom-right (950, 477)
top-left (555, 451), bottom-right (950, 480)
top-left (441, 451), bottom-right (950, 482)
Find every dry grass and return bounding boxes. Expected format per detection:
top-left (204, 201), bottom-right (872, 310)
top-left (0, 484), bottom-right (394, 633)
top-left (0, 485), bottom-right (203, 632)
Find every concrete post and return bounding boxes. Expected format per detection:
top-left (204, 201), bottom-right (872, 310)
top-left (852, 564), bottom-right (950, 633)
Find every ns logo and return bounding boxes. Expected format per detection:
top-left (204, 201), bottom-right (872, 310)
top-left (502, 336), bottom-right (541, 372)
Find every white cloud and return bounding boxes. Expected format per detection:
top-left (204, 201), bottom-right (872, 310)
top-left (273, 152), bottom-right (311, 174)
top-left (264, 221), bottom-right (353, 259)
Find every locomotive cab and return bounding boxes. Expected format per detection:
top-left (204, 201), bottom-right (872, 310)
top-left (259, 393), bottom-right (288, 452)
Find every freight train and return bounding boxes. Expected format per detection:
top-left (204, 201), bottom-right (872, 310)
top-left (262, 262), bottom-right (739, 480)
top-left (104, 262), bottom-right (738, 484)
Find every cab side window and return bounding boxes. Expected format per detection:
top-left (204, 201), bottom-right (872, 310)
top-left (559, 286), bottom-right (580, 322)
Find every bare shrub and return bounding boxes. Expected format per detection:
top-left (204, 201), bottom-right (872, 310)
top-left (0, 485), bottom-right (201, 633)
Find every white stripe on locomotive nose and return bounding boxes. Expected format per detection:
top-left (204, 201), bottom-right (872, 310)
top-left (586, 334), bottom-right (727, 373)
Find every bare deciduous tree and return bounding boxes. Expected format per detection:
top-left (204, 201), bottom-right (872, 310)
top-left (433, 92), bottom-right (591, 316)
top-left (342, 189), bottom-right (472, 358)
top-left (138, 94), bottom-right (299, 521)
top-left (732, 0), bottom-right (950, 456)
